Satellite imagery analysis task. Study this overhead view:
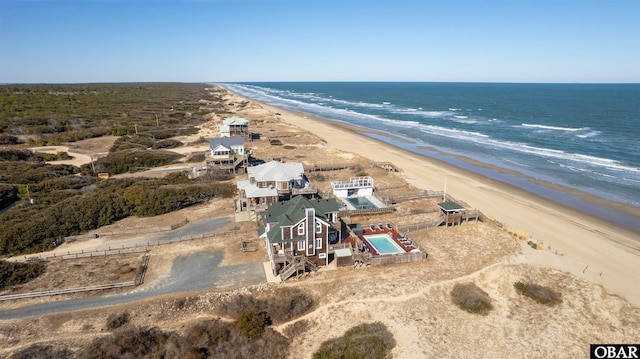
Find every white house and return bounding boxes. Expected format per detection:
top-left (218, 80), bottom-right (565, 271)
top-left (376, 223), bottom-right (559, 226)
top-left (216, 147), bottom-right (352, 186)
top-left (209, 137), bottom-right (245, 158)
top-left (236, 161), bottom-right (317, 210)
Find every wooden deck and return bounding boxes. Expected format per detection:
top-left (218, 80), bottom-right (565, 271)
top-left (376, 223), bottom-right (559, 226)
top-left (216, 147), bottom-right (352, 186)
top-left (357, 225), bottom-right (422, 257)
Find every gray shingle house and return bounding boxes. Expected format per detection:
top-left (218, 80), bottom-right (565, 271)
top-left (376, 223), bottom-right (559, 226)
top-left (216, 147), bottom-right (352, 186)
top-left (260, 196), bottom-right (340, 280)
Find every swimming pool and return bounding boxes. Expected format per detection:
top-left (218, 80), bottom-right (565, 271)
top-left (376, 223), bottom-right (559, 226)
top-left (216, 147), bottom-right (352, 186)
top-left (363, 234), bottom-right (405, 255)
top-left (344, 196), bottom-right (378, 210)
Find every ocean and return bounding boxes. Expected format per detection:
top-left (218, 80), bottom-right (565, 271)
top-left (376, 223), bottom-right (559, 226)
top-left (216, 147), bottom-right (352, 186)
top-left (221, 82), bottom-right (640, 232)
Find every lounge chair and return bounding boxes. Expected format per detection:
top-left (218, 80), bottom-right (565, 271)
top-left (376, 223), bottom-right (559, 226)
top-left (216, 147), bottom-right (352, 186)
top-left (378, 223), bottom-right (384, 230)
top-left (370, 224), bottom-right (376, 231)
top-left (386, 223), bottom-right (392, 229)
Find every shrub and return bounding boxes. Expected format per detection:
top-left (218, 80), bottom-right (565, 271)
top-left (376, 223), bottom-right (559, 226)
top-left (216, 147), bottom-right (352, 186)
top-left (186, 152), bottom-right (206, 162)
top-left (198, 170), bottom-right (235, 182)
top-left (0, 259), bottom-right (46, 289)
top-left (283, 319), bottom-right (310, 338)
top-left (218, 287), bottom-right (315, 324)
top-left (9, 344), bottom-right (73, 359)
top-left (106, 311), bottom-right (130, 330)
top-left (313, 322), bottom-right (395, 359)
top-left (82, 148), bottom-right (183, 175)
top-left (0, 134), bottom-right (23, 145)
top-left (514, 281), bottom-right (562, 306)
top-left (451, 283), bottom-right (493, 315)
top-left (264, 287), bottom-right (315, 324)
top-left (110, 135), bottom-right (156, 152)
top-left (270, 139), bottom-right (283, 146)
top-left (0, 177), bottom-right (234, 256)
top-left (0, 184), bottom-right (19, 210)
top-left (78, 325), bottom-right (168, 358)
top-left (151, 139), bottom-right (183, 150)
top-left (236, 310), bottom-right (272, 339)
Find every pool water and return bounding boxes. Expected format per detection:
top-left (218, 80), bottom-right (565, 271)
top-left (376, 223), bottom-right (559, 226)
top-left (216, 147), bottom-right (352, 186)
top-left (345, 196), bottom-right (378, 210)
top-left (364, 234), bottom-right (405, 255)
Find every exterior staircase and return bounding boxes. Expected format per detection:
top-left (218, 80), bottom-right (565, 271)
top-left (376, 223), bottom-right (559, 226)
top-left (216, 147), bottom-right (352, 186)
top-left (279, 255), bottom-right (319, 281)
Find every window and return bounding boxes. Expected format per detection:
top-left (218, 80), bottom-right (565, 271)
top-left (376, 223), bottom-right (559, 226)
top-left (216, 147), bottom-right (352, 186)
top-left (315, 238), bottom-right (322, 249)
top-left (315, 221), bottom-right (322, 233)
top-left (298, 240), bottom-right (305, 251)
top-left (298, 224), bottom-right (304, 236)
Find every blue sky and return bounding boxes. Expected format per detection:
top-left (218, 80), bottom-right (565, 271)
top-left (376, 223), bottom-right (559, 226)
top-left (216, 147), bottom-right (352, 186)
top-left (1, 0), bottom-right (638, 83)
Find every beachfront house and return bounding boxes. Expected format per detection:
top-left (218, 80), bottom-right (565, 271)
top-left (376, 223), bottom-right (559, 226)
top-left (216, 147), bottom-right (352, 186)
top-left (331, 176), bottom-right (374, 198)
top-left (209, 137), bottom-right (246, 158)
top-left (206, 137), bottom-right (248, 173)
top-left (220, 116), bottom-right (249, 137)
top-left (236, 160), bottom-right (317, 212)
top-left (260, 196), bottom-right (341, 280)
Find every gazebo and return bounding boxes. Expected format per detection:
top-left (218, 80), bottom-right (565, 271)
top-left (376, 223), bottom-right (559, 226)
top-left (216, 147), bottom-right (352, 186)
top-left (437, 201), bottom-right (466, 226)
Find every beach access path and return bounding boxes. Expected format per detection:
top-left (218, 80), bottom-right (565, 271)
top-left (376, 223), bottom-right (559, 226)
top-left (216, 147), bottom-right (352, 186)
top-left (254, 101), bottom-right (640, 307)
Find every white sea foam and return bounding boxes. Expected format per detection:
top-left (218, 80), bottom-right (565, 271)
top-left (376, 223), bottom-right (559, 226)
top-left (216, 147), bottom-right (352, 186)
top-left (392, 108), bottom-right (450, 117)
top-left (225, 83), bottom-right (639, 179)
top-left (576, 130), bottom-right (602, 139)
top-left (521, 123), bottom-right (586, 132)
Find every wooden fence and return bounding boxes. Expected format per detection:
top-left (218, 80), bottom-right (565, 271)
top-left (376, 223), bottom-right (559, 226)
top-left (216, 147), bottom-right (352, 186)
top-left (134, 253), bottom-right (150, 286)
top-left (0, 281), bottom-right (136, 302)
top-left (307, 164), bottom-right (355, 172)
top-left (64, 219), bottom-right (191, 242)
top-left (339, 206), bottom-right (395, 217)
top-left (36, 228), bottom-right (255, 262)
top-left (370, 251), bottom-right (427, 266)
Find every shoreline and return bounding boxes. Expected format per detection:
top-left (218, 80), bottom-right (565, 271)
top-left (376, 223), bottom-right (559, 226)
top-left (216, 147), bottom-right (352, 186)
top-left (219, 85), bottom-right (640, 306)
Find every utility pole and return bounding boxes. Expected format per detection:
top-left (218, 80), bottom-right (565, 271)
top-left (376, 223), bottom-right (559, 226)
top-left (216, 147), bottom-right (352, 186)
top-left (155, 114), bottom-right (159, 127)
top-left (90, 152), bottom-right (96, 175)
top-left (134, 124), bottom-right (138, 135)
top-left (443, 176), bottom-right (447, 202)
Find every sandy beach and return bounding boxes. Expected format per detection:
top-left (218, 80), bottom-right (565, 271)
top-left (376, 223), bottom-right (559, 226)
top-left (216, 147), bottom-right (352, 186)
top-left (221, 87), bottom-right (640, 307)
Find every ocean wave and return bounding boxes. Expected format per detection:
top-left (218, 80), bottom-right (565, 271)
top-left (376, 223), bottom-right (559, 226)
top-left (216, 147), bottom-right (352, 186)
top-left (521, 123), bottom-right (602, 139)
top-left (225, 83), bottom-right (638, 179)
top-left (490, 140), bottom-right (640, 174)
top-left (392, 108), bottom-right (451, 117)
top-left (521, 123), bottom-right (587, 132)
top-left (575, 130), bottom-right (602, 139)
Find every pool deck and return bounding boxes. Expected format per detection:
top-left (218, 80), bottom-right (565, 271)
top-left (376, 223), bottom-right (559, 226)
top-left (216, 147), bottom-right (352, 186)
top-left (357, 224), bottom-right (417, 256)
top-left (340, 195), bottom-right (387, 211)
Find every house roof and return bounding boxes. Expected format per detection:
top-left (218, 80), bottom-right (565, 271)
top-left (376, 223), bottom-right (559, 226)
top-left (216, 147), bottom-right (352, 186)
top-left (209, 137), bottom-right (244, 149)
top-left (262, 196), bottom-right (339, 243)
top-left (237, 180), bottom-right (278, 198)
top-left (223, 116), bottom-right (249, 126)
top-left (437, 201), bottom-right (466, 212)
top-left (247, 161), bottom-right (304, 182)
